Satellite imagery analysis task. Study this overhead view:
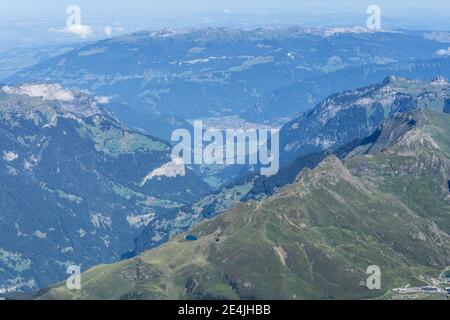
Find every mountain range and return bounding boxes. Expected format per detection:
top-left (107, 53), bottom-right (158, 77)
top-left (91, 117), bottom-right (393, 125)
top-left (38, 108), bottom-right (450, 300)
top-left (1, 26), bottom-right (450, 299)
top-left (5, 27), bottom-right (450, 137)
top-left (115, 76), bottom-right (450, 272)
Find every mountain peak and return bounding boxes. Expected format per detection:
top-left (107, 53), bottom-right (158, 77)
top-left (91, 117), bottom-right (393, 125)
top-left (294, 155), bottom-right (351, 185)
top-left (1, 83), bottom-right (105, 119)
top-left (380, 75), bottom-right (415, 86)
top-left (381, 75), bottom-right (397, 85)
top-left (380, 76), bottom-right (425, 87)
top-left (430, 76), bottom-right (450, 85)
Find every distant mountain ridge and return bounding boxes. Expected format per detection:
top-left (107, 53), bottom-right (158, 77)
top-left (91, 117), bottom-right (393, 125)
top-left (5, 27), bottom-right (449, 137)
top-left (250, 57), bottom-right (450, 123)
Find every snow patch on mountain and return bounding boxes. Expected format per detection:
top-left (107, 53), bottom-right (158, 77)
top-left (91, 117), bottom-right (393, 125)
top-left (3, 151), bottom-right (18, 162)
top-left (127, 213), bottom-right (155, 228)
top-left (322, 26), bottom-right (401, 37)
top-left (78, 47), bottom-right (107, 57)
top-left (323, 27), bottom-right (372, 36)
top-left (90, 213), bottom-right (113, 230)
top-left (34, 230), bottom-right (47, 239)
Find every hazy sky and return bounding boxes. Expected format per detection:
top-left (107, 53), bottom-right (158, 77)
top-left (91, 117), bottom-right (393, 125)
top-left (1, 1), bottom-right (450, 48)
top-left (1, 0), bottom-right (449, 18)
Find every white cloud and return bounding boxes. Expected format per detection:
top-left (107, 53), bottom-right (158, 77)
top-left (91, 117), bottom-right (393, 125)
top-left (3, 84), bottom-right (74, 102)
top-left (65, 24), bottom-right (92, 39)
top-left (104, 26), bottom-right (113, 38)
top-left (95, 96), bottom-right (110, 104)
top-left (436, 47), bottom-right (450, 56)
